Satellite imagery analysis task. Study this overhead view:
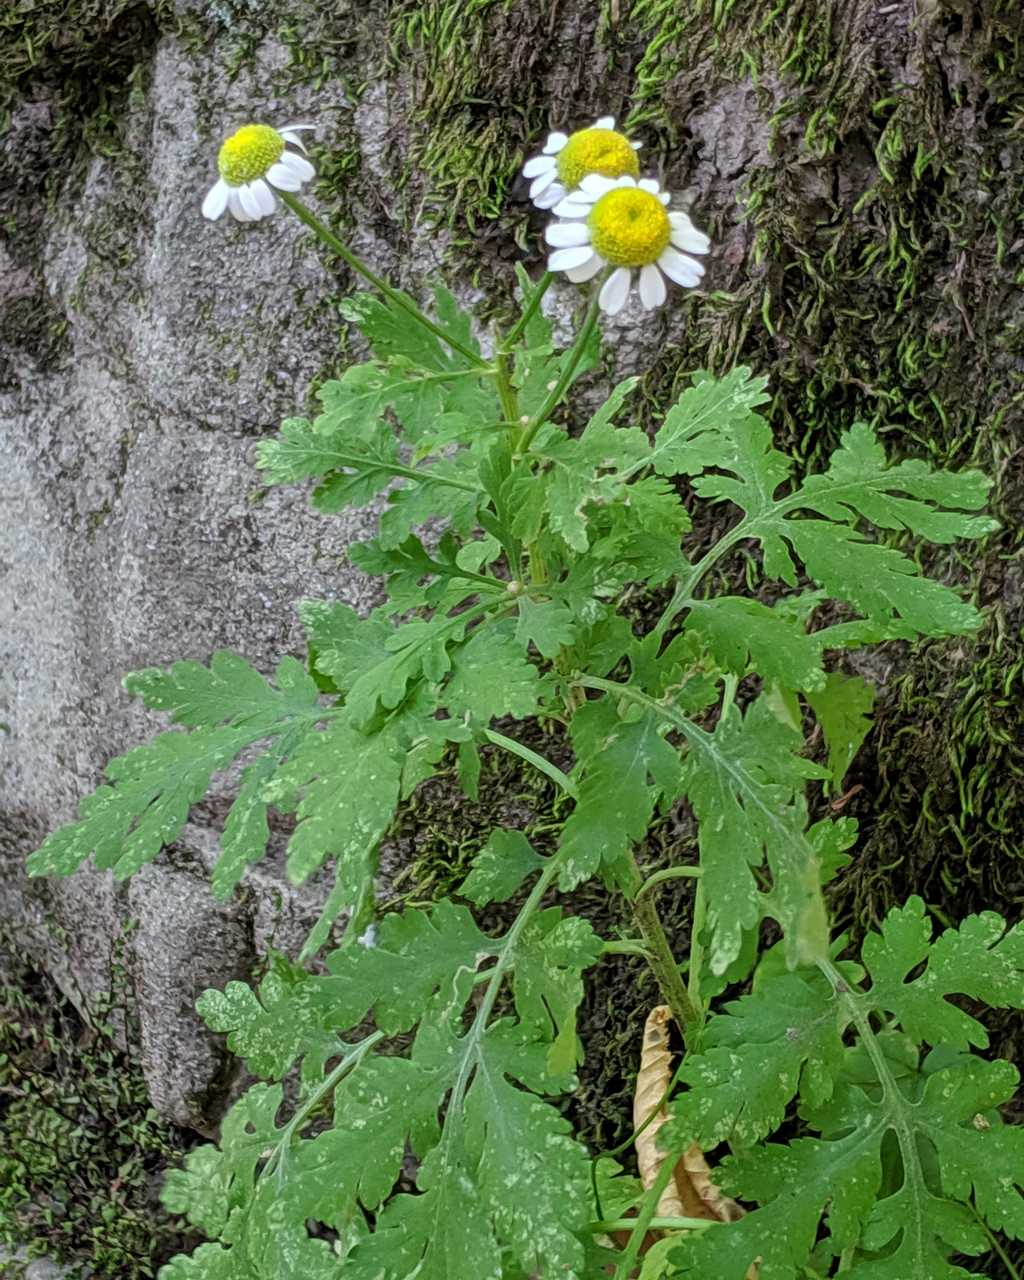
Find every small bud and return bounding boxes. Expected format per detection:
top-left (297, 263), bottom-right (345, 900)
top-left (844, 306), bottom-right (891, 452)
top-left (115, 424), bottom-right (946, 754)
top-left (519, 414), bottom-right (530, 425)
top-left (506, 579), bottom-right (523, 595)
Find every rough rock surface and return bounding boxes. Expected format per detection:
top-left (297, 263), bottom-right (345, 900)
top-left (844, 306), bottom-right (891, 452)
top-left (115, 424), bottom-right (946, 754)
top-left (2, 0), bottom-right (1023, 1143)
top-left (0, 31), bottom-right (386, 1127)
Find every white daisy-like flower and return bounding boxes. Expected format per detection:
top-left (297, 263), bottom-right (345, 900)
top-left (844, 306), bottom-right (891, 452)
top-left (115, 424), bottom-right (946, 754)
top-left (521, 114), bottom-right (642, 210)
top-left (202, 122), bottom-right (317, 223)
top-left (544, 174), bottom-right (711, 315)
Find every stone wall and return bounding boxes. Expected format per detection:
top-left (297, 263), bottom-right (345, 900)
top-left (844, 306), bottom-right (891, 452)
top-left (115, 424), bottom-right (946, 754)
top-left (2, 0), bottom-right (1022, 1130)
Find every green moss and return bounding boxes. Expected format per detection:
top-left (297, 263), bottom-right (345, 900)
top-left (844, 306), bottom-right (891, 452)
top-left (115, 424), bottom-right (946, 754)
top-left (0, 946), bottom-right (196, 1277)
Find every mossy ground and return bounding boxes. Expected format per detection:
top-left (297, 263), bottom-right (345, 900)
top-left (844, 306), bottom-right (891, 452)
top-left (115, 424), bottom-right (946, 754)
top-left (0, 942), bottom-right (198, 1278)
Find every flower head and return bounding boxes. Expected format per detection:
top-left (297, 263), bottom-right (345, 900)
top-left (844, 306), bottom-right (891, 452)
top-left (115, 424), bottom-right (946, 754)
top-left (521, 115), bottom-right (641, 210)
top-left (202, 122), bottom-right (317, 223)
top-left (545, 175), bottom-right (710, 315)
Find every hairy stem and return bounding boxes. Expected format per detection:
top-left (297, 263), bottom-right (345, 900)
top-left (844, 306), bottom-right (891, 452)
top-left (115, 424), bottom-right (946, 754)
top-left (631, 858), bottom-right (702, 1043)
top-left (279, 193), bottom-right (489, 370)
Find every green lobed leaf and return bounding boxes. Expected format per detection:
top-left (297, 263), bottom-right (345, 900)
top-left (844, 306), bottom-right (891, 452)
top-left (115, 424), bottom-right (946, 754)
top-left (442, 624), bottom-right (545, 723)
top-left (511, 907), bottom-right (603, 1075)
top-left (459, 828), bottom-right (547, 906)
top-left (805, 671), bottom-right (875, 789)
top-left (514, 595), bottom-right (578, 658)
top-left (270, 719), bottom-right (404, 885)
top-left (27, 724), bottom-right (260, 880)
top-left (661, 383), bottom-right (995, 637)
top-left (860, 896), bottom-right (1024, 1050)
top-left (683, 596), bottom-right (832, 692)
top-left (324, 899), bottom-right (496, 1034)
top-left (649, 366), bottom-right (772, 478)
top-left (558, 700), bottom-right (682, 893)
top-left (346, 1020), bottom-right (592, 1280)
top-left (195, 953), bottom-right (357, 1082)
top-left (678, 697), bottom-right (827, 973)
top-left (124, 651), bottom-right (320, 729)
top-left (667, 967), bottom-right (846, 1152)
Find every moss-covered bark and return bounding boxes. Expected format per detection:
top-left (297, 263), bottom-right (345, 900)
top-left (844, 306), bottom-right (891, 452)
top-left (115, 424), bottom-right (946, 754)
top-left (382, 0), bottom-right (1024, 1115)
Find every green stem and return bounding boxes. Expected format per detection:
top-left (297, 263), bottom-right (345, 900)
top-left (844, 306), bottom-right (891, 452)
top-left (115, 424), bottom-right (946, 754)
top-left (494, 351), bottom-right (522, 432)
top-left (279, 192), bottom-right (489, 370)
top-left (264, 1030), bottom-right (385, 1181)
top-left (517, 287), bottom-right (603, 454)
top-left (970, 1207), bottom-right (1022, 1280)
top-left (485, 728), bottom-right (697, 1044)
top-left (611, 1152), bottom-right (680, 1280)
top-left (315, 448), bottom-right (479, 493)
top-left (631, 858), bottom-right (701, 1041)
top-left (687, 874), bottom-right (707, 1028)
top-left (651, 523), bottom-right (752, 644)
top-left (592, 1216), bottom-right (718, 1234)
top-left (483, 729), bottom-right (578, 799)
top-left (637, 865), bottom-right (702, 896)
top-left (501, 271), bottom-right (554, 350)
top-left (601, 939), bottom-right (655, 959)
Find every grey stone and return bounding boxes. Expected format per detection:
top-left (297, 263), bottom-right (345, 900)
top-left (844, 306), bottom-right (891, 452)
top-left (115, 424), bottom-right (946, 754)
top-left (0, 1247), bottom-right (79, 1279)
top-left (0, 31), bottom-right (391, 1128)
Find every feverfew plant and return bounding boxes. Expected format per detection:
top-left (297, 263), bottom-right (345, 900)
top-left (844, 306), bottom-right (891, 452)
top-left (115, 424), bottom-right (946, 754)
top-left (28, 115), bottom-right (1024, 1280)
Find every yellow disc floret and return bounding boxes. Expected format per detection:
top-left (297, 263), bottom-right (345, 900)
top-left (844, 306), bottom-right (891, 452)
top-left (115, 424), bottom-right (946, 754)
top-left (217, 124), bottom-right (285, 186)
top-left (588, 187), bottom-right (671, 268)
top-left (555, 127), bottom-right (640, 191)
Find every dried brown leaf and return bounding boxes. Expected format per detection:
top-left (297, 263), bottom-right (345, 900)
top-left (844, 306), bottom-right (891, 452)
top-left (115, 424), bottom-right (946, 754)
top-left (634, 1005), bottom-right (747, 1225)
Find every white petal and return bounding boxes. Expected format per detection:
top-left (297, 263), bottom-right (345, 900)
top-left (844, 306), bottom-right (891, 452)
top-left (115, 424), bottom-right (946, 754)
top-left (530, 170), bottom-right (558, 199)
top-left (533, 182), bottom-right (566, 209)
top-left (552, 196), bottom-right (593, 217)
top-left (566, 253), bottom-right (604, 282)
top-left (251, 178), bottom-right (276, 215)
top-left (599, 267), bottom-right (631, 315)
top-left (614, 175), bottom-right (638, 188)
top-left (523, 154), bottom-right (556, 179)
top-left (227, 188), bottom-right (252, 222)
top-left (279, 125), bottom-right (315, 152)
top-left (638, 178), bottom-right (660, 194)
top-left (201, 179), bottom-right (229, 221)
top-left (549, 245), bottom-right (597, 272)
top-left (580, 173), bottom-right (617, 197)
top-left (280, 151), bottom-right (316, 182)
top-left (659, 192), bottom-right (670, 204)
top-left (631, 140), bottom-right (643, 150)
top-left (669, 213), bottom-right (711, 254)
top-left (238, 183), bottom-right (264, 220)
top-left (594, 115), bottom-right (615, 129)
top-left (266, 161), bottom-right (303, 192)
top-left (543, 131), bottom-right (569, 154)
top-left (639, 263), bottom-right (667, 309)
top-left (657, 247), bottom-right (705, 286)
top-left (545, 221), bottom-right (592, 248)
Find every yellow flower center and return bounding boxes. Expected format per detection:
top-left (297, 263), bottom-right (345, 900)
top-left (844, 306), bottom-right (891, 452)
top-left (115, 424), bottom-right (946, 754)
top-left (588, 187), bottom-right (671, 268)
top-left (555, 127), bottom-right (640, 191)
top-left (217, 124), bottom-right (284, 186)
